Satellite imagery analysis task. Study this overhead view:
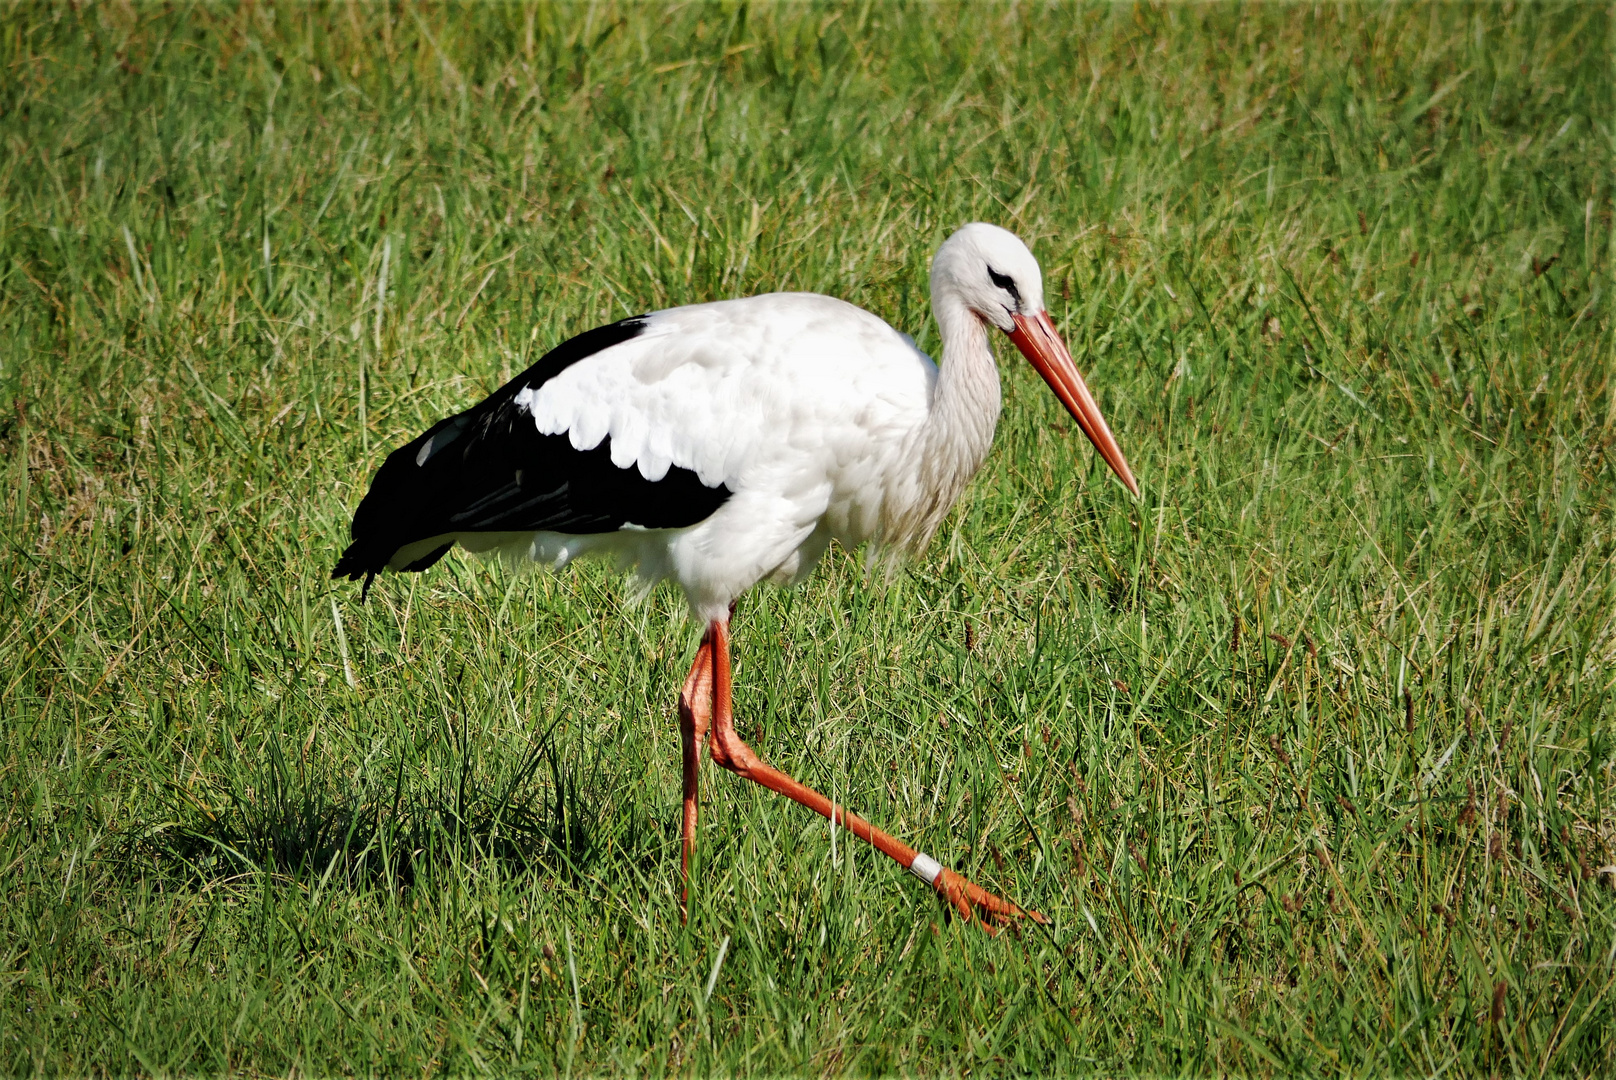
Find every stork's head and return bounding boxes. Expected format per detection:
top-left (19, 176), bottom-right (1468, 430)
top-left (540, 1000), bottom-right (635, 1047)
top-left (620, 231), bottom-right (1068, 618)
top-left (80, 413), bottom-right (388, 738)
top-left (932, 223), bottom-right (1140, 497)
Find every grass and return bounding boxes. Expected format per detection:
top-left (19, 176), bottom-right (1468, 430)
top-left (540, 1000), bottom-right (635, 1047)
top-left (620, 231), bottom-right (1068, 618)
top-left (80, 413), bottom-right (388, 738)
top-left (1, 1), bottom-right (1612, 1074)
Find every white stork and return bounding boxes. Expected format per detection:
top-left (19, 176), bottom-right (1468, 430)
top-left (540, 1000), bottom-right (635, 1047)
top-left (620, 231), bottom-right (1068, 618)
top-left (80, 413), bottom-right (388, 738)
top-left (334, 223), bottom-right (1138, 928)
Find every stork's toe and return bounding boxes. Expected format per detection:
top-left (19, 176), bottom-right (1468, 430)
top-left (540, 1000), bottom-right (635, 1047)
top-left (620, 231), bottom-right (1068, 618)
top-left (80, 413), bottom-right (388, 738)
top-left (933, 868), bottom-right (1047, 933)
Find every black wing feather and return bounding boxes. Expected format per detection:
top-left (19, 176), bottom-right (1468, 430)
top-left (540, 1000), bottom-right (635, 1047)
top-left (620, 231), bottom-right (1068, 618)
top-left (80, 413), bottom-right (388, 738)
top-left (332, 315), bottom-right (731, 586)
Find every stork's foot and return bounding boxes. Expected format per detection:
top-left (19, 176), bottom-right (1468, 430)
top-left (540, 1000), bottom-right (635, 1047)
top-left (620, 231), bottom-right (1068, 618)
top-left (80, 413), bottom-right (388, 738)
top-left (934, 868), bottom-right (1048, 933)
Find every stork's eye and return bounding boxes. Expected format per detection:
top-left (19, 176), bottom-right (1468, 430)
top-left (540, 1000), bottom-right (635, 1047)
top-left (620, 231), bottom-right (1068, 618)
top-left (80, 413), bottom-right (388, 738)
top-left (987, 266), bottom-right (1022, 309)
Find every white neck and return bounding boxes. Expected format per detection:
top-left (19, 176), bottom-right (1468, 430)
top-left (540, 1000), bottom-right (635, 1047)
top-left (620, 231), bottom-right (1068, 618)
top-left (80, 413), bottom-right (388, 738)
top-left (880, 290), bottom-right (1003, 556)
top-left (927, 294), bottom-right (1003, 485)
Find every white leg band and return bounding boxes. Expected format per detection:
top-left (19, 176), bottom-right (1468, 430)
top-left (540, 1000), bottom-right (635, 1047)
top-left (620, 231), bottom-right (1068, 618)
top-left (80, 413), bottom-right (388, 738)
top-left (908, 852), bottom-right (943, 887)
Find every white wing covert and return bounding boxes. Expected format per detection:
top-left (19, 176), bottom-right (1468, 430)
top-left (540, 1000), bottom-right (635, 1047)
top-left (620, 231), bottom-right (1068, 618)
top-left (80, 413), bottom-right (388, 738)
top-left (515, 294), bottom-right (936, 509)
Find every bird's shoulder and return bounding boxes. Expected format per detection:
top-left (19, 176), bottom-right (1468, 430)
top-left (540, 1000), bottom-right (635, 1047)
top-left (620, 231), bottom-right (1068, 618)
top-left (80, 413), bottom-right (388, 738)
top-left (656, 291), bottom-right (900, 340)
top-left (542, 292), bottom-right (931, 398)
top-left (515, 292), bottom-right (934, 488)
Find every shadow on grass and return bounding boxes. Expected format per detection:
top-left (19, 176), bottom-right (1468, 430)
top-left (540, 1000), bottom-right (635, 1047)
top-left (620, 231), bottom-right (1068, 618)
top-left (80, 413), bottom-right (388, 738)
top-left (117, 723), bottom-right (610, 891)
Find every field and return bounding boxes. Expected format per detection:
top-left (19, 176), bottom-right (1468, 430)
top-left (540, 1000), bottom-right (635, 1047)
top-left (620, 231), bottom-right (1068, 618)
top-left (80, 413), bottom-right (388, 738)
top-left (2, 2), bottom-right (1612, 1074)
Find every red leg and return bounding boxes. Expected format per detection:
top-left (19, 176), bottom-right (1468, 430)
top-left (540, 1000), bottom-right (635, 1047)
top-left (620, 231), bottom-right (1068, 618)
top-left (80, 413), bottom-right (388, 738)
top-left (702, 618), bottom-right (1043, 931)
top-left (678, 632), bottom-right (714, 921)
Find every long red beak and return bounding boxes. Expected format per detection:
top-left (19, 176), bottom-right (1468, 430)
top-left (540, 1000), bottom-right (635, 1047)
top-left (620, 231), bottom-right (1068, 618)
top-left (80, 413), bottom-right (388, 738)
top-left (1007, 310), bottom-right (1139, 497)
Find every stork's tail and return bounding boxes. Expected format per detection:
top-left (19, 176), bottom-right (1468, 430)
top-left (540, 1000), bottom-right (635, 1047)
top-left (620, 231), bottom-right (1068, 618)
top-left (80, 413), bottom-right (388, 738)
top-left (333, 535), bottom-right (454, 601)
top-left (331, 541), bottom-right (381, 601)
